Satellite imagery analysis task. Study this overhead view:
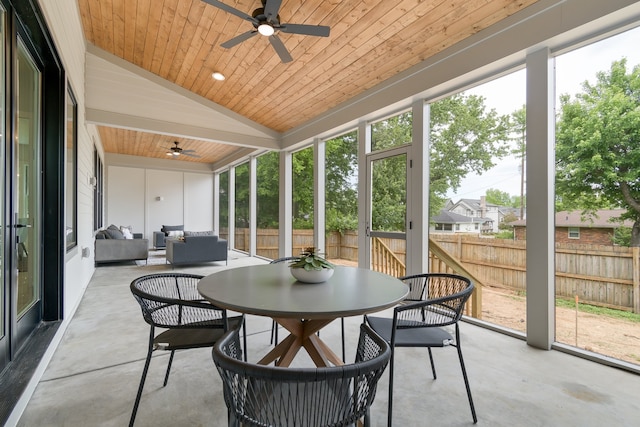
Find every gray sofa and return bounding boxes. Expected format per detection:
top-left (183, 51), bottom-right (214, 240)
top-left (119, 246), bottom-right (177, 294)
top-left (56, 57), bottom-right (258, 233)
top-left (166, 231), bottom-right (227, 266)
top-left (153, 224), bottom-right (184, 249)
top-left (95, 225), bottom-right (149, 264)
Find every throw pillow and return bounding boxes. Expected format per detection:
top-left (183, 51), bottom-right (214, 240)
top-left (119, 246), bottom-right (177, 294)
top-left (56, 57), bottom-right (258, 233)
top-left (105, 227), bottom-right (125, 239)
top-left (121, 228), bottom-right (134, 239)
top-left (167, 230), bottom-right (184, 238)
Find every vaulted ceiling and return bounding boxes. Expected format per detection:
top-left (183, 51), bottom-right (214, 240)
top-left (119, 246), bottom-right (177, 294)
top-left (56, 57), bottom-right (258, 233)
top-left (78, 0), bottom-right (540, 164)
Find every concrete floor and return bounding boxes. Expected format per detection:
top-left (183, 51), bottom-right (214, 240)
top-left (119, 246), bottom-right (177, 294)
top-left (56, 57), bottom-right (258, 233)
top-left (15, 252), bottom-right (640, 426)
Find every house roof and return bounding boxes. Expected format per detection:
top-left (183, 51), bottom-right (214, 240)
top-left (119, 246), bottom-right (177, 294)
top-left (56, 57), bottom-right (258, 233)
top-left (432, 210), bottom-right (486, 224)
top-left (510, 209), bottom-right (633, 228)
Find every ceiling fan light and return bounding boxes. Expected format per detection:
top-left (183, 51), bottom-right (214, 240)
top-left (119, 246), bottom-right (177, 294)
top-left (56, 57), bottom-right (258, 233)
top-left (258, 23), bottom-right (274, 36)
top-left (212, 72), bottom-right (225, 81)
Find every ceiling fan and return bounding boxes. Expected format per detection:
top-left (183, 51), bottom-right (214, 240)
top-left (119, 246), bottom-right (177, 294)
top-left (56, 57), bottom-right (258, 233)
top-left (202, 0), bottom-right (330, 63)
top-left (166, 141), bottom-right (200, 158)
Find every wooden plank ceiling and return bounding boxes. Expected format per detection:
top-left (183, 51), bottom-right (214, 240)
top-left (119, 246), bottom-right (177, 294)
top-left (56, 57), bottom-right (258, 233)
top-left (79, 0), bottom-right (539, 163)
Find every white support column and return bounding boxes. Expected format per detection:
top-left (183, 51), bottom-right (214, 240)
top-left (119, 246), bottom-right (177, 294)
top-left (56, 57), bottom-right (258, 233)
top-left (526, 47), bottom-right (555, 350)
top-left (314, 138), bottom-right (326, 254)
top-left (407, 100), bottom-right (430, 275)
top-left (357, 121), bottom-right (370, 268)
top-left (279, 150), bottom-right (293, 257)
top-left (249, 156), bottom-right (257, 257)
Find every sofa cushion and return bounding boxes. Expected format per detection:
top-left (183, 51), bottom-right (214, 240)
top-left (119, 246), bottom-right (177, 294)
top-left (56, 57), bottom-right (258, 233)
top-left (161, 224), bottom-right (184, 236)
top-left (183, 230), bottom-right (214, 237)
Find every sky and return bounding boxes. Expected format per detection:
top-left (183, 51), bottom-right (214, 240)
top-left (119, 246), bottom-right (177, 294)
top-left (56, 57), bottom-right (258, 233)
top-left (445, 25), bottom-right (640, 202)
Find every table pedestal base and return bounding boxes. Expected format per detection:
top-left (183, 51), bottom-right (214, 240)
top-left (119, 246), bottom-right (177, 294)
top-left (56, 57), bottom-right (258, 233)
top-left (258, 318), bottom-right (343, 367)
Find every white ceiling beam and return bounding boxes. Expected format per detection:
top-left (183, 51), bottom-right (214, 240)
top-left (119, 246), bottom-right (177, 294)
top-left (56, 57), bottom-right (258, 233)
top-left (86, 108), bottom-right (278, 150)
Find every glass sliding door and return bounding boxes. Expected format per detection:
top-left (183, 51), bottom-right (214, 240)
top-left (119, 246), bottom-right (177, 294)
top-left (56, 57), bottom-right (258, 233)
top-left (0, 5), bottom-right (6, 370)
top-left (14, 38), bottom-right (42, 340)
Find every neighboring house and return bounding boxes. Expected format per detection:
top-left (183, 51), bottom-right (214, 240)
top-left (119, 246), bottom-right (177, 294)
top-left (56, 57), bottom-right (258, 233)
top-left (510, 209), bottom-right (633, 245)
top-left (430, 210), bottom-right (485, 233)
top-left (443, 197), bottom-right (522, 233)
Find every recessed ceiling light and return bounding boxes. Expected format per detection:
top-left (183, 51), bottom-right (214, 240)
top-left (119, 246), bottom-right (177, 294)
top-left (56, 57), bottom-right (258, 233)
top-left (212, 72), bottom-right (226, 81)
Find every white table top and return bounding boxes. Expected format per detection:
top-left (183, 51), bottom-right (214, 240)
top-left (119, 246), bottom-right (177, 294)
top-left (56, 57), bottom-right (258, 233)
top-left (198, 264), bottom-right (409, 319)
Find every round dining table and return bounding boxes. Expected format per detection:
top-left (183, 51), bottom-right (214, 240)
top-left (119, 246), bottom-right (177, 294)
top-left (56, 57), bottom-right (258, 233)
top-left (198, 263), bottom-right (408, 367)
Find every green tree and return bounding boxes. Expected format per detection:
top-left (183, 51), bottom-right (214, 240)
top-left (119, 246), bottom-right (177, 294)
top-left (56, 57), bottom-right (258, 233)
top-left (499, 212), bottom-right (519, 230)
top-left (556, 59), bottom-right (640, 246)
top-left (613, 226), bottom-right (632, 247)
top-left (292, 147), bottom-right (314, 229)
top-left (485, 188), bottom-right (512, 207)
top-left (234, 162), bottom-right (250, 228)
top-left (326, 132), bottom-right (358, 233)
top-left (256, 151), bottom-right (280, 228)
top-left (219, 171), bottom-right (229, 229)
top-left (252, 94), bottom-right (511, 234)
top-left (430, 94), bottom-right (511, 217)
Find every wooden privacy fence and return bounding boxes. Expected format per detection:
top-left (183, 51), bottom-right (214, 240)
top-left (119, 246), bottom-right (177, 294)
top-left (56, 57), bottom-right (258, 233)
top-left (227, 229), bottom-right (640, 313)
top-left (431, 234), bottom-right (640, 314)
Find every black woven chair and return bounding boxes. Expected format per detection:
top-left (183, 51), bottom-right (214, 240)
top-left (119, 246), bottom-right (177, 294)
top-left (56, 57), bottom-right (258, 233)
top-left (213, 322), bottom-right (390, 427)
top-left (129, 273), bottom-right (246, 427)
top-left (365, 273), bottom-right (477, 426)
top-left (269, 256), bottom-right (346, 361)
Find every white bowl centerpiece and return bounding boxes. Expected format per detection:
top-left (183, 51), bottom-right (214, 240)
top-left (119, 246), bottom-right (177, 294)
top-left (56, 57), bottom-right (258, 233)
top-left (289, 247), bottom-right (335, 283)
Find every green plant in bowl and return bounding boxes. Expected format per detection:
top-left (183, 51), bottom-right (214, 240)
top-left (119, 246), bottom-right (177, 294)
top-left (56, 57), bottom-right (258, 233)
top-left (290, 247), bottom-right (334, 271)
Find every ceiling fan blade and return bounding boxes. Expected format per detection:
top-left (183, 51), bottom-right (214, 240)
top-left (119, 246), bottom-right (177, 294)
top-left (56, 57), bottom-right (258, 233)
top-left (269, 34), bottom-right (292, 63)
top-left (279, 24), bottom-right (330, 37)
top-left (182, 152), bottom-right (201, 158)
top-left (264, 0), bottom-right (282, 23)
top-left (201, 0), bottom-right (258, 24)
top-left (221, 31), bottom-right (258, 49)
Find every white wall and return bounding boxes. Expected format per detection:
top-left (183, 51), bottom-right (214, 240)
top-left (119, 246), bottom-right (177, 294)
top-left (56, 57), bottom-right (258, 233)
top-left (184, 173), bottom-right (214, 232)
top-left (105, 165), bottom-right (214, 243)
top-left (145, 169), bottom-right (185, 236)
top-left (106, 166), bottom-right (145, 231)
top-left (37, 0), bottom-right (98, 315)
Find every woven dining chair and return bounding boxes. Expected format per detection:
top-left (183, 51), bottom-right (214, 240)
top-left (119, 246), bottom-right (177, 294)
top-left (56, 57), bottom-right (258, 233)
top-left (129, 273), bottom-right (246, 427)
top-left (269, 256), bottom-right (346, 361)
top-left (213, 322), bottom-right (390, 427)
top-left (365, 273), bottom-right (477, 426)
